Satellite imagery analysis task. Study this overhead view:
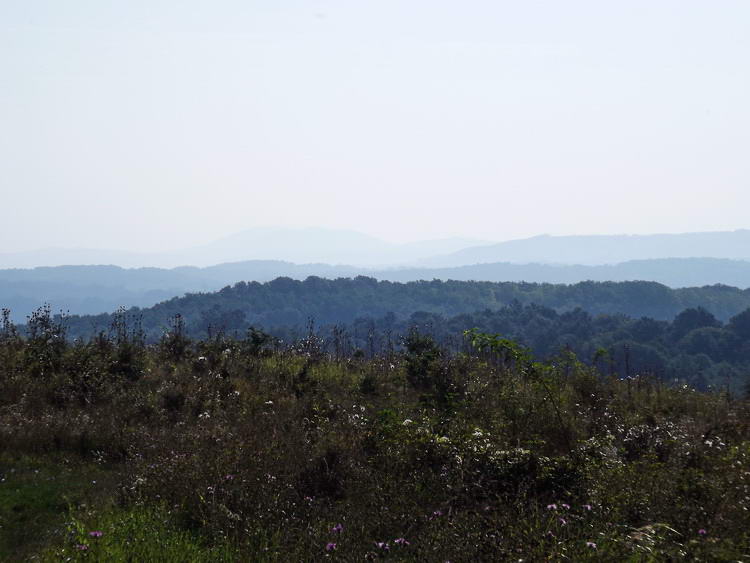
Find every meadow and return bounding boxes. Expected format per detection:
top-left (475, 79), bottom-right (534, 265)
top-left (1, 309), bottom-right (749, 561)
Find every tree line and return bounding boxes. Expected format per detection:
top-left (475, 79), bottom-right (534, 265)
top-left (7, 276), bottom-right (750, 392)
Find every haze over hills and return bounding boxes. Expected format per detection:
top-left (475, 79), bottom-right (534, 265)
top-left (420, 229), bottom-right (750, 267)
top-left (5, 228), bottom-right (750, 271)
top-left (0, 228), bottom-right (489, 269)
top-left (5, 257), bottom-right (750, 323)
top-left (376, 258), bottom-right (750, 287)
top-left (5, 228), bottom-right (750, 323)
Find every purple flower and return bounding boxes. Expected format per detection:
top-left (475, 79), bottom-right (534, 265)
top-left (546, 531), bottom-right (555, 538)
top-left (432, 509), bottom-right (443, 517)
top-left (559, 517), bottom-right (567, 525)
top-left (561, 503), bottom-right (570, 510)
top-left (325, 542), bottom-right (337, 552)
top-left (89, 531), bottom-right (103, 538)
top-left (586, 541), bottom-right (597, 549)
top-left (583, 504), bottom-right (593, 511)
top-left (331, 523), bottom-right (344, 533)
top-left (394, 537), bottom-right (410, 545)
top-left (698, 529), bottom-right (707, 536)
top-left (546, 503), bottom-right (557, 510)
top-left (75, 544), bottom-right (89, 551)
top-left (375, 541), bottom-right (390, 550)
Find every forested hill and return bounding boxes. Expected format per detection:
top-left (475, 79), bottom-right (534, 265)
top-left (58, 277), bottom-right (750, 340)
top-left (5, 258), bottom-right (750, 323)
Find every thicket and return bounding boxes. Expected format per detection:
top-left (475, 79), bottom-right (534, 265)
top-left (1, 307), bottom-right (749, 561)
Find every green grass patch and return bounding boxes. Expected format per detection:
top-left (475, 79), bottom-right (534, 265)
top-left (40, 504), bottom-right (240, 562)
top-left (0, 454), bottom-right (114, 561)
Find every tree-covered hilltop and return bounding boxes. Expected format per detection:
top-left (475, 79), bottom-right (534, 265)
top-left (56, 276), bottom-right (750, 340)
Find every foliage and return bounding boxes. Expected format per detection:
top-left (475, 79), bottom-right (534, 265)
top-left (1, 319), bottom-right (749, 560)
top-left (25, 277), bottom-right (750, 392)
top-left (53, 277), bottom-right (750, 342)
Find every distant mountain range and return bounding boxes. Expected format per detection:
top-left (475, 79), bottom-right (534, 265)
top-left (0, 227), bottom-right (489, 269)
top-left (421, 230), bottom-right (750, 267)
top-left (376, 258), bottom-right (750, 286)
top-left (4, 257), bottom-right (750, 322)
top-left (4, 228), bottom-right (750, 323)
top-left (4, 228), bottom-right (750, 271)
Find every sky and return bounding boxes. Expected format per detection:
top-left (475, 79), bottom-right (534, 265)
top-left (1, 1), bottom-right (749, 253)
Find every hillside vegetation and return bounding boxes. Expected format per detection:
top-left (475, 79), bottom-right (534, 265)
top-left (5, 258), bottom-right (750, 322)
top-left (57, 277), bottom-right (750, 338)
top-left (24, 277), bottom-right (744, 391)
top-left (0, 310), bottom-right (749, 560)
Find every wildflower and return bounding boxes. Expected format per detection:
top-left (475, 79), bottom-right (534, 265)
top-left (698, 529), bottom-right (707, 536)
top-left (332, 523), bottom-right (344, 533)
top-left (75, 544), bottom-right (89, 551)
top-left (561, 503), bottom-right (570, 510)
top-left (583, 504), bottom-right (593, 511)
top-left (225, 474), bottom-right (235, 480)
top-left (325, 542), bottom-right (337, 551)
top-left (375, 541), bottom-right (390, 550)
top-left (546, 504), bottom-right (557, 510)
top-left (546, 531), bottom-right (555, 538)
top-left (432, 510), bottom-right (444, 518)
top-left (559, 518), bottom-right (567, 525)
top-left (586, 541), bottom-right (597, 549)
top-left (402, 419), bottom-right (413, 426)
top-left (89, 531), bottom-right (103, 538)
top-left (394, 537), bottom-right (410, 545)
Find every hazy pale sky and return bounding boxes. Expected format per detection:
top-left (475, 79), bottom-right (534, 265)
top-left (1, 1), bottom-right (749, 253)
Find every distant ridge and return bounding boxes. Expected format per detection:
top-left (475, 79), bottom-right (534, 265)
top-left (6, 229), bottom-right (750, 270)
top-left (376, 257), bottom-right (750, 287)
top-left (4, 257), bottom-right (750, 322)
top-left (0, 227), bottom-right (489, 269)
top-left (419, 230), bottom-right (750, 267)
